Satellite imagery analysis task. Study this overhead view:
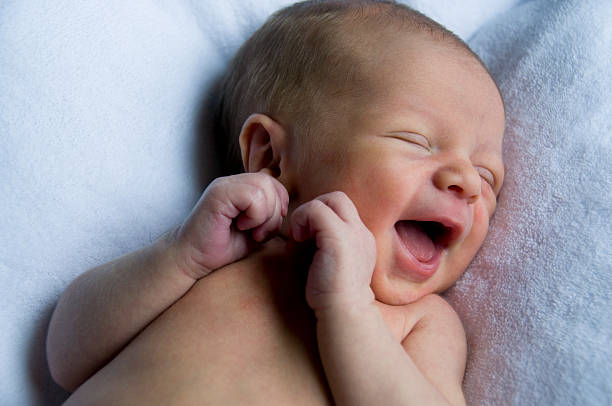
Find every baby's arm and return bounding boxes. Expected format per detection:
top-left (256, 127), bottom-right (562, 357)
top-left (290, 192), bottom-right (466, 406)
top-left (46, 172), bottom-right (288, 391)
top-left (400, 295), bottom-right (467, 405)
top-left (316, 295), bottom-right (467, 406)
top-left (46, 231), bottom-right (195, 392)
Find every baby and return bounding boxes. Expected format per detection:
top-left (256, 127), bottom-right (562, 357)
top-left (47, 1), bottom-right (505, 405)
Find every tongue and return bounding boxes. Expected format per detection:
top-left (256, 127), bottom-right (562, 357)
top-left (396, 221), bottom-right (435, 262)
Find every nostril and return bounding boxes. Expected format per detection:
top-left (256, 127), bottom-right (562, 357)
top-left (447, 185), bottom-right (478, 204)
top-left (434, 165), bottom-right (481, 200)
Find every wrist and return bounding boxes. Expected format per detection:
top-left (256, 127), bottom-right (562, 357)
top-left (156, 227), bottom-right (204, 283)
top-left (311, 287), bottom-right (377, 321)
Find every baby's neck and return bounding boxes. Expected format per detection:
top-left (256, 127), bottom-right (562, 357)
top-left (229, 236), bottom-right (313, 302)
top-left (249, 236), bottom-right (314, 272)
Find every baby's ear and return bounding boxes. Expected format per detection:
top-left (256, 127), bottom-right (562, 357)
top-left (238, 114), bottom-right (288, 177)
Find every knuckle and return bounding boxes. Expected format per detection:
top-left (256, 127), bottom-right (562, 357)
top-left (331, 191), bottom-right (356, 211)
top-left (202, 179), bottom-right (228, 206)
top-left (207, 176), bottom-right (226, 192)
top-left (308, 199), bottom-right (326, 211)
top-left (248, 186), bottom-right (265, 204)
top-left (330, 190), bottom-right (348, 201)
top-left (257, 174), bottom-right (277, 197)
top-left (256, 171), bottom-right (271, 184)
top-left (254, 171), bottom-right (273, 186)
top-left (208, 176), bottom-right (238, 199)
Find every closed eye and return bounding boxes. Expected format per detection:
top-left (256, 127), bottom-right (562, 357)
top-left (476, 166), bottom-right (495, 189)
top-left (388, 131), bottom-right (431, 151)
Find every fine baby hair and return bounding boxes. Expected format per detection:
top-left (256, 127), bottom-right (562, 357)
top-left (214, 0), bottom-right (480, 174)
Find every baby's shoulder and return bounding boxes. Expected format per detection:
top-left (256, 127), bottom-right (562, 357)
top-left (398, 294), bottom-right (467, 405)
top-left (402, 294), bottom-right (464, 334)
top-left (377, 294), bottom-right (465, 349)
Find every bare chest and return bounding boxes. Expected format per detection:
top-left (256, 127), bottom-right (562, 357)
top-left (68, 251), bottom-right (334, 405)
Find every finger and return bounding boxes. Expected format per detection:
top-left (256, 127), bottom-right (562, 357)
top-left (290, 199), bottom-right (344, 242)
top-left (234, 175), bottom-right (283, 233)
top-left (315, 191), bottom-right (360, 224)
top-left (256, 170), bottom-right (289, 217)
top-left (251, 174), bottom-right (287, 234)
top-left (251, 189), bottom-right (283, 242)
top-left (270, 176), bottom-right (289, 217)
top-left (208, 173), bottom-right (285, 237)
top-left (233, 185), bottom-right (272, 231)
top-left (227, 228), bottom-right (258, 261)
top-left (211, 181), bottom-right (259, 219)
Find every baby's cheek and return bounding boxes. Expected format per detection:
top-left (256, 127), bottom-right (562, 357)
top-left (467, 203), bottom-right (491, 254)
top-left (481, 184), bottom-right (498, 216)
top-left (448, 203), bottom-right (490, 266)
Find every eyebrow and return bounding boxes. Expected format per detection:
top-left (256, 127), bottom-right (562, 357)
top-left (393, 97), bottom-right (441, 132)
top-left (369, 97), bottom-right (442, 138)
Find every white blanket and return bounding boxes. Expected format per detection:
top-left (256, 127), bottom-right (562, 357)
top-left (445, 1), bottom-right (612, 404)
top-left (1, 0), bottom-right (610, 404)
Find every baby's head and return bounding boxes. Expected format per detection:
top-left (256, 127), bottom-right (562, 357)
top-left (216, 0), bottom-right (505, 304)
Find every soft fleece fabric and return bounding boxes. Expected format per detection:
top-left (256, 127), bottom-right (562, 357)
top-left (1, 0), bottom-right (610, 404)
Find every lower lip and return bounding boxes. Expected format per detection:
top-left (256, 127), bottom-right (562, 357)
top-left (393, 229), bottom-right (443, 282)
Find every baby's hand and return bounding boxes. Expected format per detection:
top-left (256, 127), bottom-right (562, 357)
top-left (290, 191), bottom-right (376, 312)
top-left (174, 171), bottom-right (289, 280)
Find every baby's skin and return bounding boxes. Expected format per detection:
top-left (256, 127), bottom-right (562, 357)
top-left (48, 34), bottom-right (505, 406)
top-left (61, 174), bottom-right (467, 405)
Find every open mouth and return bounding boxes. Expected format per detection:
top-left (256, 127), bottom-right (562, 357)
top-left (394, 220), bottom-right (453, 264)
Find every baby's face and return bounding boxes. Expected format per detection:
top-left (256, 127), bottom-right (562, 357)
top-left (288, 38), bottom-right (505, 305)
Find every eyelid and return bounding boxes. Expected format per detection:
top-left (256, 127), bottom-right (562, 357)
top-left (476, 166), bottom-right (495, 188)
top-left (389, 132), bottom-right (431, 150)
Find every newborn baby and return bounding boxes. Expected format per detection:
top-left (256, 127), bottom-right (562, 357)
top-left (47, 1), bottom-right (505, 404)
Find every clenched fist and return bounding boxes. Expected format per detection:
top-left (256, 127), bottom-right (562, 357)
top-left (173, 171), bottom-right (289, 280)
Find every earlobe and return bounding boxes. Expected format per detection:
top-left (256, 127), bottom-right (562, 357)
top-left (239, 114), bottom-right (287, 177)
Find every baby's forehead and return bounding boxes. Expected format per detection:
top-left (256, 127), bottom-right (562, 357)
top-left (313, 42), bottom-right (505, 150)
top-left (342, 40), bottom-right (499, 110)
top-left (327, 24), bottom-right (490, 96)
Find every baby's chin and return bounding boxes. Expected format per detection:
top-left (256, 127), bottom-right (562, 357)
top-left (370, 265), bottom-right (463, 305)
top-left (371, 275), bottom-right (432, 305)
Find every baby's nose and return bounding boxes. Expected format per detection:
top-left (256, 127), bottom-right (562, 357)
top-left (433, 160), bottom-right (481, 203)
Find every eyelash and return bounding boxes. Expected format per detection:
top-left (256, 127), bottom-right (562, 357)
top-left (391, 133), bottom-right (431, 151)
top-left (476, 167), bottom-right (496, 188)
